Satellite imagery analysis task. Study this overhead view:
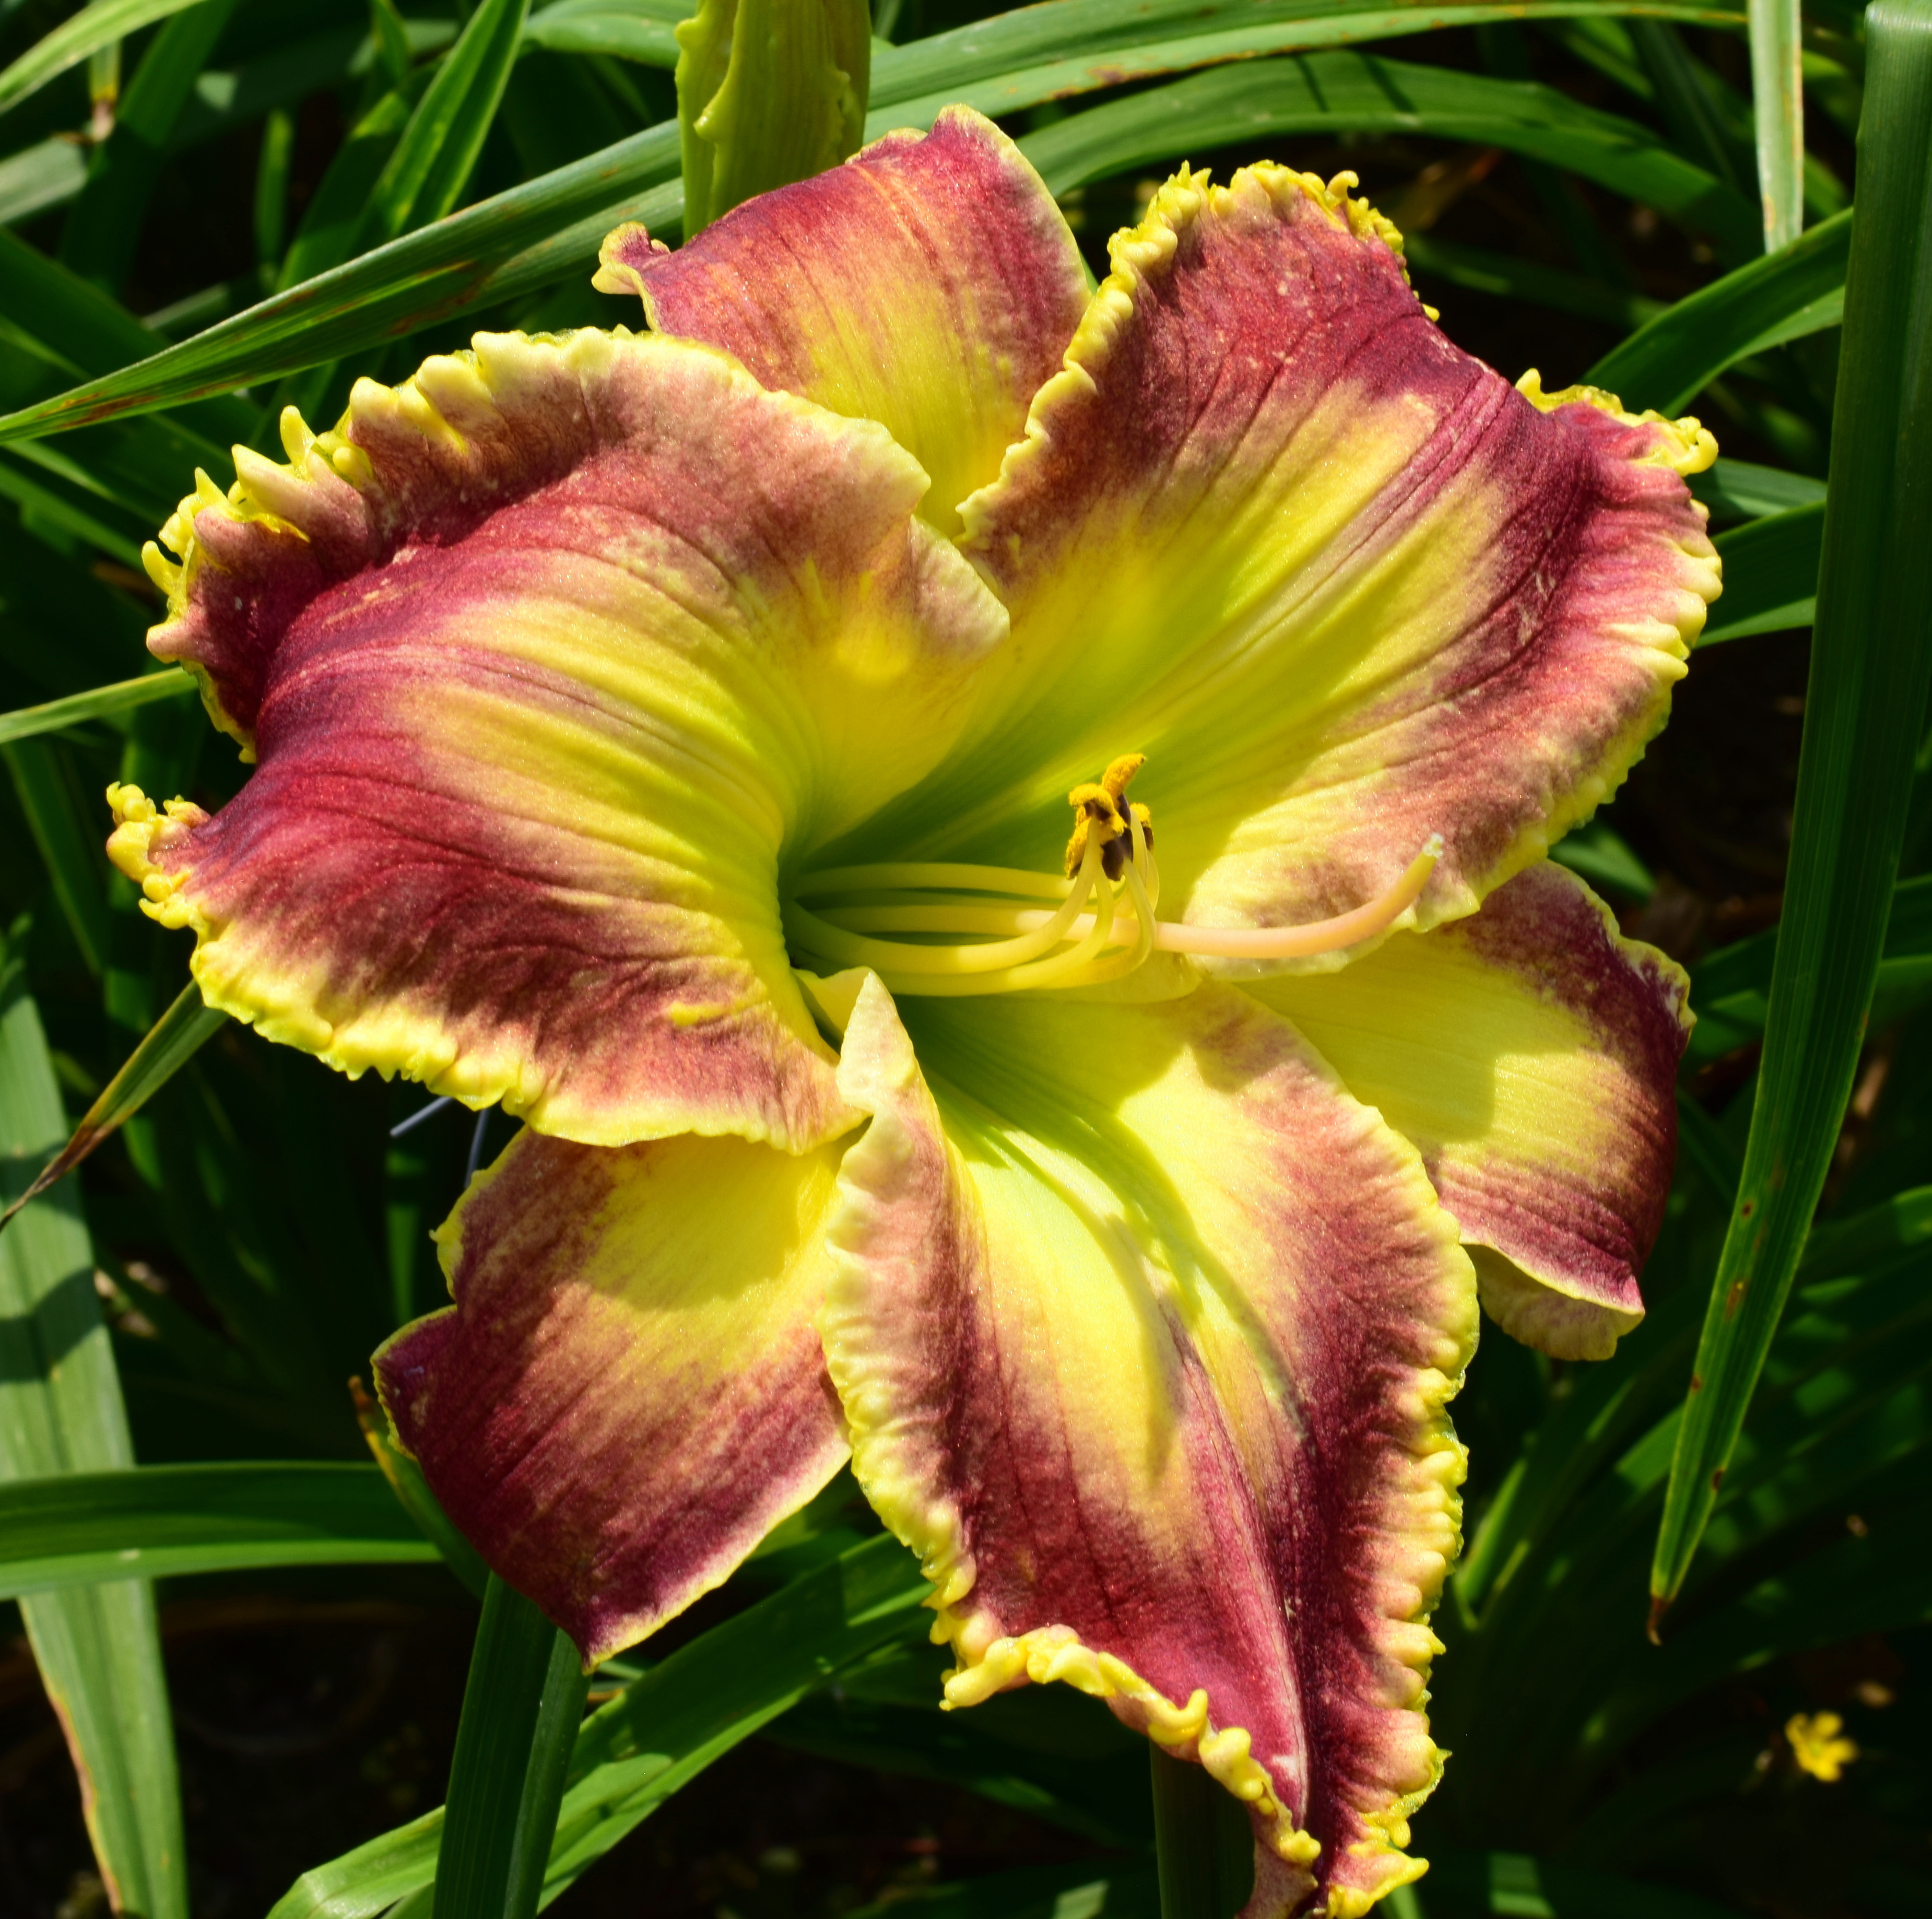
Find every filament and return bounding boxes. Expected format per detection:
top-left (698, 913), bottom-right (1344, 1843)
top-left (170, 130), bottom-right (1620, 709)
top-left (784, 838), bottom-right (1102, 977)
top-left (783, 760), bottom-right (1439, 995)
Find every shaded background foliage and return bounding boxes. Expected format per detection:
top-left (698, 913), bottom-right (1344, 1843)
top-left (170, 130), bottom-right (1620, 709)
top-left (0, 2), bottom-right (1926, 1916)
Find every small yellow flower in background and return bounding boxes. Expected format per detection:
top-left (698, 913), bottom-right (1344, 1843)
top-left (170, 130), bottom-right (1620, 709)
top-left (1787, 1711), bottom-right (1859, 1781)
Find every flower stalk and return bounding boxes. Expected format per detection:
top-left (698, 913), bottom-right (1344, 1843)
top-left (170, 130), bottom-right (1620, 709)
top-left (676, 0), bottom-right (871, 234)
top-left (1152, 1746), bottom-right (1255, 1919)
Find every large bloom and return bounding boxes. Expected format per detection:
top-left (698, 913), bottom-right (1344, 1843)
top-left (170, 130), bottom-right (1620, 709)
top-left (108, 111), bottom-right (1715, 1915)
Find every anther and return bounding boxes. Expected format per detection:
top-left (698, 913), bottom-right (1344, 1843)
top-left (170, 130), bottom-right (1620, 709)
top-left (783, 757), bottom-right (1439, 999)
top-left (1065, 753), bottom-right (1154, 880)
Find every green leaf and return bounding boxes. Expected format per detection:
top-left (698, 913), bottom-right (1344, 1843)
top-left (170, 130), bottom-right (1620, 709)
top-left (542, 1529), bottom-right (927, 1897)
top-left (276, 80), bottom-right (425, 291)
top-left (166, 14), bottom-right (444, 154)
top-left (1623, 1502), bottom-right (1932, 1767)
top-left (57, 0), bottom-right (241, 295)
top-left (0, 952), bottom-right (186, 1919)
top-left (0, 444), bottom-right (144, 561)
top-left (526, 1), bottom-right (684, 66)
top-left (1629, 19), bottom-right (1750, 194)
top-left (1653, 0), bottom-right (1932, 1611)
top-left (3, 738), bottom-right (111, 974)
top-left (0, 4), bottom-right (1749, 450)
top-left (0, 139), bottom-right (89, 226)
top-left (769, 1676), bottom-right (1149, 1846)
top-left (0, 225), bottom-right (254, 450)
top-left (0, 978), bottom-right (226, 1229)
top-left (0, 121), bottom-right (682, 444)
top-left (1699, 501), bottom-right (1823, 643)
top-left (268, 1531), bottom-right (928, 1919)
top-left (1152, 1745), bottom-right (1253, 1918)
top-left (1749, 0), bottom-right (1807, 251)
top-left (0, 503), bottom-right (148, 699)
top-left (271, 0), bottom-right (529, 418)
top-left (254, 104), bottom-right (294, 269)
top-left (1585, 207), bottom-right (1851, 412)
top-left (0, 1461), bottom-right (444, 1596)
top-left (1448, 1291), bottom-right (1698, 1626)
top-left (351, 1378), bottom-right (490, 1596)
top-left (1439, 1215), bottom-right (1932, 1823)
top-left (873, 0), bottom-right (1747, 127)
top-left (1014, 50), bottom-right (1761, 261)
top-left (0, 667), bottom-right (195, 748)
top-left (370, 0), bottom-right (415, 88)
top-left (437, 1576), bottom-right (592, 1919)
top-left (0, 0), bottom-right (220, 121)
top-left (1794, 1181), bottom-right (1932, 1279)
top-left (1684, 874), bottom-right (1932, 1061)
top-left (1690, 456), bottom-right (1826, 521)
top-left (354, 0), bottom-right (531, 250)
top-left (1695, 1291), bottom-right (1932, 1571)
top-left (1548, 818), bottom-right (1655, 899)
top-left (1674, 1084), bottom-right (1745, 1199)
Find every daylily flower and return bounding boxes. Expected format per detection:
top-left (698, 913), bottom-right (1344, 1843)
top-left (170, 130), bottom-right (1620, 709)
top-left (107, 111), bottom-right (1717, 1916)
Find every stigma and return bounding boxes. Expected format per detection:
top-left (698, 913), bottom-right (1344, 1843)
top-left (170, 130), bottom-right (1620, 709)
top-left (783, 760), bottom-right (1441, 998)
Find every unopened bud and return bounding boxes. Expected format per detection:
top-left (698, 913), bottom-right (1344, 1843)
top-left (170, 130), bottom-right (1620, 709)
top-left (676, 0), bottom-right (871, 236)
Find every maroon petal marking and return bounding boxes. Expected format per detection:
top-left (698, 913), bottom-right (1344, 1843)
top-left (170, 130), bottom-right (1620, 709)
top-left (119, 329), bottom-right (1005, 1150)
top-left (594, 105), bottom-right (1089, 534)
top-left (376, 1126), bottom-right (850, 1665)
top-left (1252, 861), bottom-right (1692, 1359)
top-left (824, 976), bottom-right (1478, 1916)
top-left (876, 164), bottom-right (1718, 957)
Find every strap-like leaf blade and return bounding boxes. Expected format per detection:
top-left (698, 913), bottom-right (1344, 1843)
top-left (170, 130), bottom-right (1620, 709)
top-left (0, 958), bottom-right (187, 1919)
top-left (0, 1461), bottom-right (442, 1596)
top-left (1014, 50), bottom-right (1761, 257)
top-left (436, 1578), bottom-right (591, 1919)
top-left (0, 0), bottom-right (218, 120)
top-left (1586, 207), bottom-right (1851, 411)
top-left (0, 668), bottom-right (195, 748)
top-left (0, 979), bottom-right (226, 1229)
top-left (267, 1532), bottom-right (927, 1919)
top-left (1652, 0), bottom-right (1932, 1614)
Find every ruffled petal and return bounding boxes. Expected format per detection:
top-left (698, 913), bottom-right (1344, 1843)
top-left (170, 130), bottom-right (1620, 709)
top-left (119, 328), bottom-right (1005, 1150)
top-left (594, 106), bottom-right (1089, 536)
top-left (822, 974), bottom-right (1477, 1917)
top-left (375, 1126), bottom-right (849, 1665)
top-left (1247, 862), bottom-right (1691, 1361)
top-left (863, 164), bottom-right (1719, 961)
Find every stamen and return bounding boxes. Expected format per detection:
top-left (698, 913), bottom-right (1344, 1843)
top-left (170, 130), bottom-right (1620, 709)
top-left (782, 757), bottom-right (1439, 997)
top-left (856, 844), bottom-right (1123, 1000)
top-left (941, 836), bottom-right (1438, 964)
top-left (784, 838), bottom-right (1102, 978)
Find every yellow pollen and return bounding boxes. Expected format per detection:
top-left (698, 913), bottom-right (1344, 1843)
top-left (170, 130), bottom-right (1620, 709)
top-left (1065, 752), bottom-right (1151, 878)
top-left (785, 758), bottom-right (1441, 997)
